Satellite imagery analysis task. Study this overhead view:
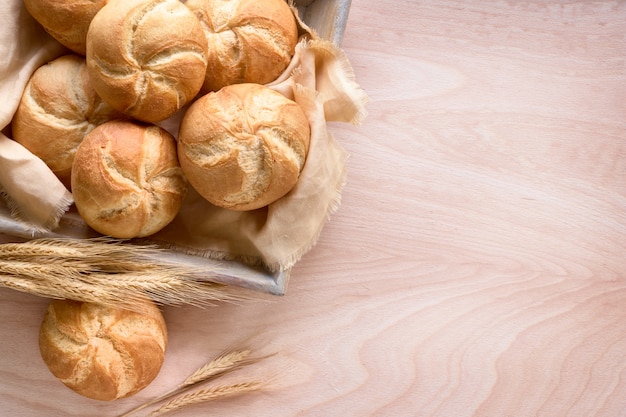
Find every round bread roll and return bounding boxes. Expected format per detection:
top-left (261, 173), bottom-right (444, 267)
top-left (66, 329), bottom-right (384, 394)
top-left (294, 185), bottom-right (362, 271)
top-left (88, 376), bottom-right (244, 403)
top-left (71, 120), bottom-right (188, 238)
top-left (23, 0), bottom-right (108, 55)
top-left (185, 0), bottom-right (299, 92)
top-left (12, 54), bottom-right (123, 189)
top-left (86, 0), bottom-right (208, 123)
top-left (178, 83), bottom-right (310, 211)
top-left (39, 299), bottom-right (167, 401)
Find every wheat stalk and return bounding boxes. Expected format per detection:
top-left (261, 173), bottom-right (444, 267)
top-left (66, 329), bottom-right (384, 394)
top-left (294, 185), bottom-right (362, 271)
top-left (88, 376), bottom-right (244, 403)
top-left (0, 237), bottom-right (249, 311)
top-left (148, 381), bottom-right (263, 416)
top-left (186, 349), bottom-right (253, 384)
top-left (117, 349), bottom-right (264, 417)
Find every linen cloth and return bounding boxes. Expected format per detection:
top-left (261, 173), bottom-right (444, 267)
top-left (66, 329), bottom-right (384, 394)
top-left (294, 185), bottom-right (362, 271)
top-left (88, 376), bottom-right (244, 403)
top-left (0, 0), bottom-right (368, 272)
top-left (0, 1), bottom-right (72, 231)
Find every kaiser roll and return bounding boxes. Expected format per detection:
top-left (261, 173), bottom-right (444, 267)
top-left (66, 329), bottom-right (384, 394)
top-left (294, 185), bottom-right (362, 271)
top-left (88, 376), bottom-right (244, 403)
top-left (85, 0), bottom-right (208, 123)
top-left (39, 299), bottom-right (167, 401)
top-left (12, 54), bottom-right (123, 189)
top-left (23, 0), bottom-right (108, 55)
top-left (71, 119), bottom-right (188, 238)
top-left (177, 83), bottom-right (310, 211)
top-left (185, 0), bottom-right (299, 92)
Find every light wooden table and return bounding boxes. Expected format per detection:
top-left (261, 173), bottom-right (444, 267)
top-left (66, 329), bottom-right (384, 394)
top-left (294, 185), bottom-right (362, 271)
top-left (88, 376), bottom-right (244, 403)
top-left (1, 1), bottom-right (626, 415)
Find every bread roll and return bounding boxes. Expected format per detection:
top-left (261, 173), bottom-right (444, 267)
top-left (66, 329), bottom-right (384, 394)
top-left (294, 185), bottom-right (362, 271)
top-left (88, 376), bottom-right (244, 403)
top-left (39, 299), bottom-right (167, 401)
top-left (86, 0), bottom-right (208, 123)
top-left (24, 0), bottom-right (108, 55)
top-left (178, 83), bottom-right (310, 211)
top-left (71, 120), bottom-right (187, 238)
top-left (185, 0), bottom-right (298, 92)
top-left (12, 54), bottom-right (123, 188)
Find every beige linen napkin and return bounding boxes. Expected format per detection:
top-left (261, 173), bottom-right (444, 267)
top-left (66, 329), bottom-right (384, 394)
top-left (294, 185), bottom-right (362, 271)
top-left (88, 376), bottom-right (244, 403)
top-left (0, 1), bottom-right (368, 272)
top-left (0, 0), bottom-right (72, 232)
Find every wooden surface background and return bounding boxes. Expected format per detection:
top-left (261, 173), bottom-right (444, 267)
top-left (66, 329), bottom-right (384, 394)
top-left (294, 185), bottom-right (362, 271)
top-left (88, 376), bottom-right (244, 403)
top-left (1, 0), bottom-right (626, 415)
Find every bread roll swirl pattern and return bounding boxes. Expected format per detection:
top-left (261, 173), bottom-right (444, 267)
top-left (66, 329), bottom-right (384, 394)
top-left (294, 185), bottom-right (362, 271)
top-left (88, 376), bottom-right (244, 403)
top-left (185, 0), bottom-right (298, 92)
top-left (39, 299), bottom-right (167, 401)
top-left (12, 54), bottom-right (123, 188)
top-left (86, 0), bottom-right (208, 123)
top-left (71, 120), bottom-right (187, 238)
top-left (178, 83), bottom-right (310, 211)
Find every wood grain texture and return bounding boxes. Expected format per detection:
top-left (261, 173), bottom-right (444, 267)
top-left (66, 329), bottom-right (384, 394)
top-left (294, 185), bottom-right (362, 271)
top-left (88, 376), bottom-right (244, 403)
top-left (1, 0), bottom-right (626, 416)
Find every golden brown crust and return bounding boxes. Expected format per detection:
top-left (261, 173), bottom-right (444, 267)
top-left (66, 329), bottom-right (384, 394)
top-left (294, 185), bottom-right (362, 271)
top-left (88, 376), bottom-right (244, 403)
top-left (71, 119), bottom-right (188, 238)
top-left (39, 299), bottom-right (167, 401)
top-left (12, 54), bottom-right (123, 189)
top-left (85, 0), bottom-right (208, 123)
top-left (178, 83), bottom-right (310, 211)
top-left (23, 0), bottom-right (108, 55)
top-left (185, 0), bottom-right (298, 92)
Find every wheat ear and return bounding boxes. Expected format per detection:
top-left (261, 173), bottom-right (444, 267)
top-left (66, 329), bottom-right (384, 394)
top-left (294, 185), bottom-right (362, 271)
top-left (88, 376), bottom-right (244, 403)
top-left (183, 349), bottom-right (256, 385)
top-left (0, 238), bottom-right (248, 311)
top-left (117, 349), bottom-right (263, 417)
top-left (148, 381), bottom-right (264, 416)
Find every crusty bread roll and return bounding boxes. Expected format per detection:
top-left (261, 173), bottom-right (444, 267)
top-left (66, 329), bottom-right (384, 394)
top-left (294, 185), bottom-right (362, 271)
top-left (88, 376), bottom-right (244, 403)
top-left (185, 0), bottom-right (299, 92)
top-left (71, 120), bottom-right (188, 238)
top-left (86, 0), bottom-right (208, 123)
top-left (24, 0), bottom-right (108, 55)
top-left (178, 83), bottom-right (310, 211)
top-left (39, 299), bottom-right (167, 401)
top-left (12, 54), bottom-right (123, 189)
